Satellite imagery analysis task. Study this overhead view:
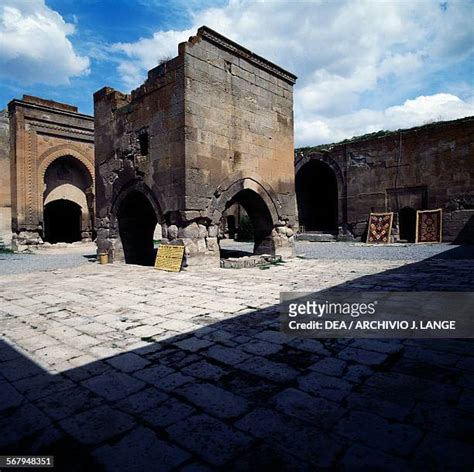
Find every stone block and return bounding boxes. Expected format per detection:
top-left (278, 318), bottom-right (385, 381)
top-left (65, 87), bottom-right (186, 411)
top-left (93, 427), bottom-right (190, 472)
top-left (167, 414), bottom-right (253, 466)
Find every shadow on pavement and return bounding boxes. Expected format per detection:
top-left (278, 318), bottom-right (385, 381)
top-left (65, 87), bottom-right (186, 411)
top-left (1, 246), bottom-right (473, 471)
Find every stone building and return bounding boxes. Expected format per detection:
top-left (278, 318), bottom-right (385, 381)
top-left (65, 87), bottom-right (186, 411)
top-left (295, 116), bottom-right (474, 243)
top-left (95, 26), bottom-right (297, 266)
top-left (0, 109), bottom-right (10, 247)
top-left (0, 95), bottom-right (94, 249)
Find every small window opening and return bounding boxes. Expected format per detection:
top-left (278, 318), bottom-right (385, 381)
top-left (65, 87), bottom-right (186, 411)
top-left (138, 131), bottom-right (149, 156)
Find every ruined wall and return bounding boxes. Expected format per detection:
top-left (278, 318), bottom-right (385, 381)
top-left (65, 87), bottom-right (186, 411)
top-left (95, 26), bottom-right (297, 266)
top-left (182, 28), bottom-right (296, 223)
top-left (8, 95), bottom-right (94, 248)
top-left (94, 53), bottom-right (186, 261)
top-left (0, 110), bottom-right (11, 247)
top-left (296, 116), bottom-right (474, 242)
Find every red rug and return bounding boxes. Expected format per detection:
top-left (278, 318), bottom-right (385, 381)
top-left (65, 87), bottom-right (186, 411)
top-left (366, 212), bottom-right (393, 244)
top-left (416, 209), bottom-right (443, 243)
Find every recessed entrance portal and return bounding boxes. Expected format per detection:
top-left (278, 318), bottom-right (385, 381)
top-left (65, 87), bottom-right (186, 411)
top-left (118, 190), bottom-right (158, 265)
top-left (399, 206), bottom-right (416, 242)
top-left (44, 200), bottom-right (81, 243)
top-left (43, 155), bottom-right (94, 243)
top-left (220, 189), bottom-right (274, 256)
top-left (296, 160), bottom-right (338, 233)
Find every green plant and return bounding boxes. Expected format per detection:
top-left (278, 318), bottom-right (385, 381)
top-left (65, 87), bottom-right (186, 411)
top-left (237, 215), bottom-right (254, 242)
top-left (0, 237), bottom-right (12, 254)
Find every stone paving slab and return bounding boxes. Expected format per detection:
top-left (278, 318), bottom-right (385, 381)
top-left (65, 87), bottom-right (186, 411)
top-left (0, 253), bottom-right (473, 470)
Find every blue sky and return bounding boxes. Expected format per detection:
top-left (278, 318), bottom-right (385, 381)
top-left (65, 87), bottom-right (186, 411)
top-left (0, 0), bottom-right (473, 145)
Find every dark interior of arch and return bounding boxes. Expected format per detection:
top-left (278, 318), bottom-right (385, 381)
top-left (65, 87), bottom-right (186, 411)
top-left (118, 190), bottom-right (158, 266)
top-left (225, 189), bottom-right (274, 255)
top-left (44, 200), bottom-right (82, 243)
top-left (399, 206), bottom-right (417, 242)
top-left (296, 160), bottom-right (338, 233)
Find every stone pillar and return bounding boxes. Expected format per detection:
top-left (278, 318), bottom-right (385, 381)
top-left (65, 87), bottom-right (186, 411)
top-left (166, 221), bottom-right (220, 267)
top-left (273, 223), bottom-right (295, 258)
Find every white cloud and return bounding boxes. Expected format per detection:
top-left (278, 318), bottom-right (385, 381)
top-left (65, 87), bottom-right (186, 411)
top-left (0, 0), bottom-right (89, 85)
top-left (112, 28), bottom-right (193, 89)
top-left (110, 0), bottom-right (474, 145)
top-left (297, 94), bottom-right (474, 146)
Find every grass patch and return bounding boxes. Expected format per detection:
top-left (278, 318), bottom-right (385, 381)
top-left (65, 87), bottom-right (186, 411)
top-left (0, 237), bottom-right (13, 254)
top-left (140, 336), bottom-right (156, 343)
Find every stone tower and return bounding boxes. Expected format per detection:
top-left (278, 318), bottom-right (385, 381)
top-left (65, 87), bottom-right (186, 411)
top-left (94, 26), bottom-right (297, 266)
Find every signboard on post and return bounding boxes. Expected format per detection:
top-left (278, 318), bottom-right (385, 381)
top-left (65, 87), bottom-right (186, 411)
top-left (154, 244), bottom-right (185, 272)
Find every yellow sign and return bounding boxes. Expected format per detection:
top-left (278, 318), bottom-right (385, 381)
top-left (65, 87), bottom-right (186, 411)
top-left (154, 244), bottom-right (185, 272)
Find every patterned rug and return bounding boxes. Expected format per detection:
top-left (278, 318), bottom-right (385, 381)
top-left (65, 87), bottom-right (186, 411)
top-left (416, 209), bottom-right (443, 243)
top-left (366, 212), bottom-right (393, 244)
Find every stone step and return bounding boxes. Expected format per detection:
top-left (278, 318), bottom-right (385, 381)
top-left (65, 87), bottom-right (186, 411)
top-left (296, 232), bottom-right (337, 242)
top-left (220, 254), bottom-right (282, 269)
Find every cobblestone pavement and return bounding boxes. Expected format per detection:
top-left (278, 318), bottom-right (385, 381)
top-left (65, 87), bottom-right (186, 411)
top-left (222, 239), bottom-right (474, 261)
top-left (0, 243), bottom-right (96, 275)
top-left (1, 247), bottom-right (473, 471)
top-left (4, 241), bottom-right (472, 276)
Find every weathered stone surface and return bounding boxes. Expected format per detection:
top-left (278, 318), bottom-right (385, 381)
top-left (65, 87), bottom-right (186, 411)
top-left (4, 96), bottom-right (94, 247)
top-left (59, 405), bottom-right (135, 445)
top-left (167, 414), bottom-right (253, 466)
top-left (0, 380), bottom-right (23, 411)
top-left (93, 426), bottom-right (190, 472)
top-left (94, 26), bottom-right (297, 266)
top-left (236, 356), bottom-right (299, 383)
top-left (334, 411), bottom-right (423, 456)
top-left (34, 385), bottom-right (104, 420)
top-left (0, 110), bottom-right (11, 247)
top-left (208, 224), bottom-right (218, 237)
top-left (175, 382), bottom-right (249, 418)
top-left (178, 222), bottom-right (200, 239)
top-left (167, 224), bottom-right (178, 240)
top-left (142, 398), bottom-right (196, 428)
top-left (0, 403), bottom-right (51, 449)
top-left (83, 371), bottom-right (145, 401)
top-left (272, 388), bottom-right (345, 429)
top-left (296, 117), bottom-right (474, 242)
top-left (298, 371), bottom-right (353, 401)
top-left (235, 408), bottom-right (342, 468)
top-left (1, 253), bottom-right (473, 469)
top-left (340, 444), bottom-right (410, 472)
top-left (105, 352), bottom-right (150, 372)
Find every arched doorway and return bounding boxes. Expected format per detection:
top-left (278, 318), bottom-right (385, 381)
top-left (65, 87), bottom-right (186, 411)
top-left (295, 160), bottom-right (338, 233)
top-left (221, 188), bottom-right (274, 256)
top-left (44, 200), bottom-right (81, 243)
top-left (117, 190), bottom-right (158, 265)
top-left (399, 206), bottom-right (416, 242)
top-left (43, 155), bottom-right (93, 242)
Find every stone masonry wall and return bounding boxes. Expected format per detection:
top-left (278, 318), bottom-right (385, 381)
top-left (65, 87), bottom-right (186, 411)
top-left (296, 117), bottom-right (474, 242)
top-left (8, 95), bottom-right (94, 249)
top-left (94, 53), bottom-right (186, 261)
top-left (0, 110), bottom-right (11, 247)
top-left (95, 27), bottom-right (297, 266)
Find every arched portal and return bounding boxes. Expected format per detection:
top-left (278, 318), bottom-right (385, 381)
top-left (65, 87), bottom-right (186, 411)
top-left (44, 200), bottom-right (81, 243)
top-left (222, 188), bottom-right (275, 255)
top-left (295, 160), bottom-right (338, 233)
top-left (43, 155), bottom-right (93, 242)
top-left (117, 190), bottom-right (158, 265)
top-left (399, 206), bottom-right (416, 242)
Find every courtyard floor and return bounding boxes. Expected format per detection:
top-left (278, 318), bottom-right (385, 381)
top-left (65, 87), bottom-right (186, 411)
top-left (0, 244), bottom-right (473, 471)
